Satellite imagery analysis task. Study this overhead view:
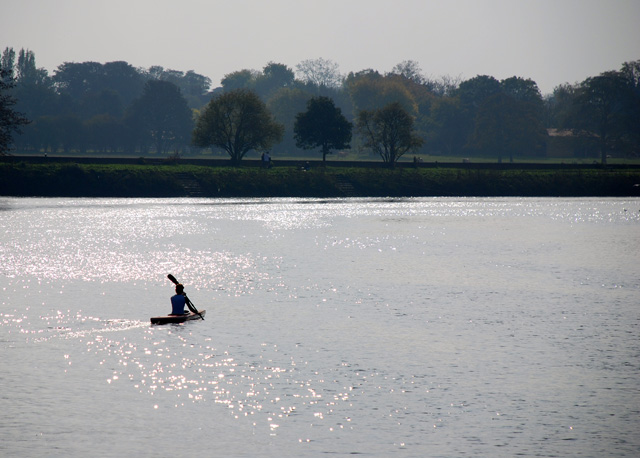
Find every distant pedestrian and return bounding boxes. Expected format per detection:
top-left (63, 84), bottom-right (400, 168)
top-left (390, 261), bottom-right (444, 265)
top-left (262, 151), bottom-right (272, 168)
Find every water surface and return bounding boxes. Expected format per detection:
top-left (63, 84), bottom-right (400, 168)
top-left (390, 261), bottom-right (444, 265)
top-left (1, 197), bottom-right (639, 457)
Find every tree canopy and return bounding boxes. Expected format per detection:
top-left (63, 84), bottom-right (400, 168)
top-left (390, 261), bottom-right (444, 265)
top-left (389, 60), bottom-right (425, 85)
top-left (296, 58), bottom-right (343, 89)
top-left (2, 47), bottom-right (639, 163)
top-left (574, 71), bottom-right (634, 163)
top-left (294, 96), bottom-right (352, 161)
top-left (348, 75), bottom-right (418, 115)
top-left (356, 102), bottom-right (424, 165)
top-left (266, 87), bottom-right (313, 156)
top-left (0, 68), bottom-right (30, 154)
top-left (144, 66), bottom-right (212, 108)
top-left (193, 89), bottom-right (284, 163)
top-left (469, 92), bottom-right (546, 161)
top-left (127, 80), bottom-right (194, 154)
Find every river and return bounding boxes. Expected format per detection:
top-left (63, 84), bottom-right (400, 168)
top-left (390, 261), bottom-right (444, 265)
top-left (1, 197), bottom-right (638, 457)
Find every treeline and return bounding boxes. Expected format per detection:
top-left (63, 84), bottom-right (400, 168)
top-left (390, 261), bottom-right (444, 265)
top-left (2, 48), bottom-right (639, 163)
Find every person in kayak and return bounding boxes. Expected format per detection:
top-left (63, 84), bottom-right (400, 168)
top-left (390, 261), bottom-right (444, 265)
top-left (170, 283), bottom-right (187, 315)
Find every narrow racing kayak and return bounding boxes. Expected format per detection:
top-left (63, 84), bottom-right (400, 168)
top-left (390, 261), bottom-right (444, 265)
top-left (150, 309), bottom-right (206, 325)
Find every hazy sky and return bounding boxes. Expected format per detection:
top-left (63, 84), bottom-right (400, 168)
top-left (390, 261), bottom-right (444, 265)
top-left (2, 0), bottom-right (639, 94)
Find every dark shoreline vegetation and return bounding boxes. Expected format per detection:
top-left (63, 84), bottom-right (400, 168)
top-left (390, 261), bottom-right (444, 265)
top-left (2, 161), bottom-right (640, 198)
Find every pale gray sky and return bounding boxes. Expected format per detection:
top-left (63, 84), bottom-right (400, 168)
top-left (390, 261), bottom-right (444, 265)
top-left (1, 0), bottom-right (639, 94)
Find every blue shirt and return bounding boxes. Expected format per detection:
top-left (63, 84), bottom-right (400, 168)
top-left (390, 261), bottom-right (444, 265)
top-left (171, 294), bottom-right (186, 315)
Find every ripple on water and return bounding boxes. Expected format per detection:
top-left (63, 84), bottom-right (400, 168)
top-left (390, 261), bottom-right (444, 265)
top-left (1, 197), bottom-right (639, 457)
top-left (84, 329), bottom-right (362, 440)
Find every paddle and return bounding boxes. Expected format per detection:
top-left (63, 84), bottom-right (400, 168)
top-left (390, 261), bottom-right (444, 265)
top-left (167, 274), bottom-right (204, 320)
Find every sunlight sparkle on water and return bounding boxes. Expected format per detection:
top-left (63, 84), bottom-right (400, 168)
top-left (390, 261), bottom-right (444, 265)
top-left (2, 197), bottom-right (638, 457)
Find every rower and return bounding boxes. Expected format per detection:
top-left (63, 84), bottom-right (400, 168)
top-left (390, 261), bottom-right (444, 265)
top-left (170, 284), bottom-right (187, 315)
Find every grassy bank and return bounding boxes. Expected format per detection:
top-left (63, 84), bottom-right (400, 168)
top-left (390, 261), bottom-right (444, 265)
top-left (1, 162), bottom-right (639, 197)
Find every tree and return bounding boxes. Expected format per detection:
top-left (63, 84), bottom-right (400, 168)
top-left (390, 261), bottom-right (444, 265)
top-left (469, 92), bottom-right (546, 162)
top-left (80, 89), bottom-right (123, 118)
top-left (26, 115), bottom-right (63, 153)
top-left (456, 75), bottom-right (502, 109)
top-left (255, 62), bottom-right (295, 99)
top-left (389, 60), bottom-right (425, 85)
top-left (2, 48), bottom-right (57, 122)
top-left (1, 48), bottom-right (15, 77)
top-left (546, 64), bottom-right (639, 161)
top-left (0, 69), bottom-right (30, 154)
top-left (547, 83), bottom-right (580, 128)
top-left (267, 87), bottom-right (313, 155)
top-left (101, 61), bottom-right (145, 107)
top-left (619, 60), bottom-right (640, 155)
top-left (501, 76), bottom-right (544, 106)
top-left (296, 58), bottom-right (343, 89)
top-left (15, 49), bottom-right (50, 86)
top-left (262, 62), bottom-right (295, 85)
top-left (427, 96), bottom-right (466, 155)
top-left (356, 102), bottom-right (424, 165)
top-left (575, 71), bottom-right (632, 164)
top-left (294, 96), bottom-right (352, 162)
top-left (54, 62), bottom-right (107, 101)
top-left (424, 74), bottom-right (462, 97)
top-left (344, 69), bottom-right (383, 87)
top-left (348, 74), bottom-right (418, 114)
top-left (465, 77), bottom-right (546, 162)
top-left (221, 63), bottom-right (296, 101)
top-left (144, 66), bottom-right (211, 108)
top-left (127, 80), bottom-right (193, 154)
top-left (85, 114), bottom-right (124, 153)
top-left (221, 69), bottom-right (259, 92)
top-left (54, 61), bottom-right (144, 111)
top-left (193, 89), bottom-right (284, 164)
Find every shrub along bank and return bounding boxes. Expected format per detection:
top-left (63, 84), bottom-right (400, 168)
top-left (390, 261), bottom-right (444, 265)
top-left (1, 162), bottom-right (639, 197)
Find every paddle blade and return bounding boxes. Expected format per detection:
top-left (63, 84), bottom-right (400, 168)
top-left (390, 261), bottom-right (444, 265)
top-left (167, 274), bottom-right (179, 285)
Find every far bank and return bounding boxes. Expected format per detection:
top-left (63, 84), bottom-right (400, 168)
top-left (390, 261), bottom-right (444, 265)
top-left (1, 162), bottom-right (639, 197)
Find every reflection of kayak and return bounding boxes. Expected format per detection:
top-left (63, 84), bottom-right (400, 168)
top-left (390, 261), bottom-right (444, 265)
top-left (150, 310), bottom-right (206, 325)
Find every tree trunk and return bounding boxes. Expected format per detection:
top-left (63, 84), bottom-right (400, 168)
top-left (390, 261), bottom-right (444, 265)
top-left (600, 127), bottom-right (608, 165)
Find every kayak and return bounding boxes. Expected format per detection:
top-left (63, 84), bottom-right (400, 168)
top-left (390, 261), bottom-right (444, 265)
top-left (150, 309), bottom-right (206, 325)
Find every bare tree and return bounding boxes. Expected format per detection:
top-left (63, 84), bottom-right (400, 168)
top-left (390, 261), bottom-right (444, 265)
top-left (295, 58), bottom-right (343, 89)
top-left (389, 60), bottom-right (425, 85)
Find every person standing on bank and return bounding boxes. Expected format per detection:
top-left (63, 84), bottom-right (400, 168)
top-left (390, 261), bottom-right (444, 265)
top-left (170, 283), bottom-right (187, 315)
top-left (262, 151), bottom-right (271, 168)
